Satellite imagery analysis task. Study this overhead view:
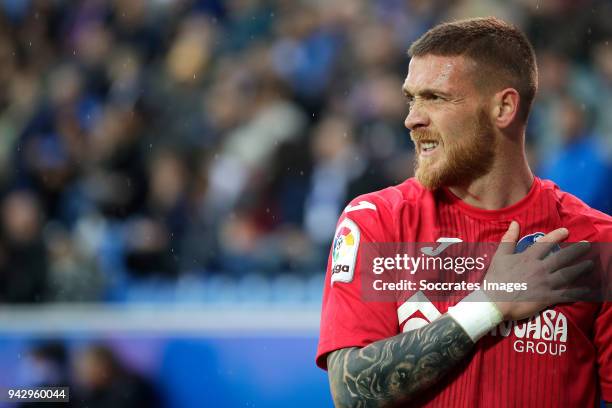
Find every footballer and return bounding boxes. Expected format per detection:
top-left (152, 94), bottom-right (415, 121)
top-left (317, 17), bottom-right (611, 408)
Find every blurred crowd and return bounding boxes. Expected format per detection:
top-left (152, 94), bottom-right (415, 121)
top-left (17, 341), bottom-right (160, 408)
top-left (0, 0), bottom-right (610, 303)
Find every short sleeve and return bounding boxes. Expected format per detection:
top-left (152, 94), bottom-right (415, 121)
top-left (596, 240), bottom-right (612, 401)
top-left (585, 207), bottom-right (612, 400)
top-left (315, 207), bottom-right (398, 370)
top-left (595, 303), bottom-right (612, 401)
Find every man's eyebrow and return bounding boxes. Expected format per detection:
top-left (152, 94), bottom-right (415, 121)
top-left (402, 87), bottom-right (452, 98)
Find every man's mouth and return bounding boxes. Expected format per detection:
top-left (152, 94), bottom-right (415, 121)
top-left (419, 140), bottom-right (440, 156)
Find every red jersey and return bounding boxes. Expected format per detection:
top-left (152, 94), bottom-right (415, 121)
top-left (316, 177), bottom-right (612, 408)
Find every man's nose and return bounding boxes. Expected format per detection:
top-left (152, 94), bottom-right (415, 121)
top-left (404, 105), bottom-right (430, 131)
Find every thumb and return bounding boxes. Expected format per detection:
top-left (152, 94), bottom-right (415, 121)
top-left (498, 220), bottom-right (520, 255)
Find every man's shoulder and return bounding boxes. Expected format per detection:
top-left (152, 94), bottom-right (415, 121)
top-left (338, 178), bottom-right (431, 240)
top-left (540, 178), bottom-right (612, 240)
top-left (343, 178), bottom-right (429, 217)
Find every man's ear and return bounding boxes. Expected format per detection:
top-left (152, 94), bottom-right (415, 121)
top-left (491, 88), bottom-right (520, 129)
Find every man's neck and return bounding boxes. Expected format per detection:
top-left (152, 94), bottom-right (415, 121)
top-left (447, 153), bottom-right (534, 210)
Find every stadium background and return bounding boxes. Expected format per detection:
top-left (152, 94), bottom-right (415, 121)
top-left (0, 0), bottom-right (610, 407)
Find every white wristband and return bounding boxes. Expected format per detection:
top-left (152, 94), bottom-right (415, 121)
top-left (447, 290), bottom-right (503, 343)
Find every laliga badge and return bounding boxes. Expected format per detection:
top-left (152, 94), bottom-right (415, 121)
top-left (331, 218), bottom-right (360, 285)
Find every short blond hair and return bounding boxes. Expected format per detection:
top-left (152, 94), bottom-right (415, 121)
top-left (409, 17), bottom-right (538, 121)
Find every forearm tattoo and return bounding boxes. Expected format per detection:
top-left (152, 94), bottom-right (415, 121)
top-left (327, 315), bottom-right (474, 408)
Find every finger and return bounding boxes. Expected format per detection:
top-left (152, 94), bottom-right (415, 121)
top-left (552, 287), bottom-right (593, 303)
top-left (548, 260), bottom-right (593, 289)
top-left (525, 228), bottom-right (568, 259)
top-left (497, 221), bottom-right (520, 255)
top-left (543, 241), bottom-right (591, 271)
